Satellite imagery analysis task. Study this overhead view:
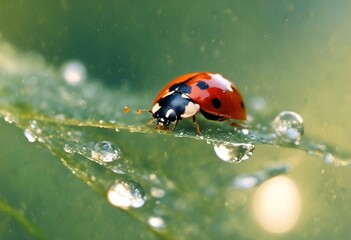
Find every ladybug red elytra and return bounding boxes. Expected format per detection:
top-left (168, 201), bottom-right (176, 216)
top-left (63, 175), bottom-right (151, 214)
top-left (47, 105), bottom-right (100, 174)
top-left (150, 72), bottom-right (246, 134)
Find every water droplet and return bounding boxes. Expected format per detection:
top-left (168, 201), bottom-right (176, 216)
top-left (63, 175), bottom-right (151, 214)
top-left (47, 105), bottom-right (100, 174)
top-left (107, 180), bottom-right (146, 209)
top-left (24, 129), bottom-right (36, 143)
top-left (271, 111), bottom-right (304, 144)
top-left (214, 143), bottom-right (255, 163)
top-left (4, 115), bottom-right (17, 123)
top-left (148, 173), bottom-right (160, 183)
top-left (234, 175), bottom-right (259, 189)
top-left (61, 60), bottom-right (86, 85)
top-left (148, 216), bottom-right (165, 229)
top-left (241, 129), bottom-right (250, 135)
top-left (91, 141), bottom-right (121, 163)
top-left (151, 187), bottom-right (166, 198)
top-left (323, 153), bottom-right (335, 164)
top-left (233, 164), bottom-right (289, 189)
top-left (123, 106), bottom-right (130, 113)
top-left (63, 144), bottom-right (74, 153)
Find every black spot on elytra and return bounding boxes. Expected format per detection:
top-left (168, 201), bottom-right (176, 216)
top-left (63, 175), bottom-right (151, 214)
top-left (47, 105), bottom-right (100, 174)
top-left (196, 81), bottom-right (209, 90)
top-left (212, 98), bottom-right (221, 109)
top-left (240, 101), bottom-right (245, 109)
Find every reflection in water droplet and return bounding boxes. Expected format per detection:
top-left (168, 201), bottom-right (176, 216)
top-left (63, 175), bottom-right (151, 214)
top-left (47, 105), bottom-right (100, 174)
top-left (24, 129), bottom-right (36, 143)
top-left (148, 216), bottom-right (165, 229)
top-left (91, 141), bottom-right (121, 163)
top-left (107, 180), bottom-right (146, 209)
top-left (214, 143), bottom-right (255, 163)
top-left (271, 111), bottom-right (304, 144)
top-left (61, 60), bottom-right (86, 85)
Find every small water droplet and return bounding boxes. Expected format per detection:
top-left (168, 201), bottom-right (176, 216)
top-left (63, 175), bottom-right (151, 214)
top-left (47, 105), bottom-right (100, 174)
top-left (148, 173), bottom-right (159, 182)
top-left (24, 129), bottom-right (36, 143)
top-left (233, 164), bottom-right (289, 189)
top-left (323, 153), bottom-right (335, 164)
top-left (123, 106), bottom-right (130, 113)
top-left (107, 180), bottom-right (146, 209)
top-left (62, 60), bottom-right (86, 85)
top-left (241, 129), bottom-right (250, 135)
top-left (234, 175), bottom-right (259, 189)
top-left (214, 143), bottom-right (255, 163)
top-left (151, 187), bottom-right (166, 198)
top-left (91, 141), bottom-right (121, 163)
top-left (63, 144), bottom-right (74, 153)
top-left (148, 216), bottom-right (165, 229)
top-left (271, 111), bottom-right (304, 144)
top-left (4, 115), bottom-right (17, 123)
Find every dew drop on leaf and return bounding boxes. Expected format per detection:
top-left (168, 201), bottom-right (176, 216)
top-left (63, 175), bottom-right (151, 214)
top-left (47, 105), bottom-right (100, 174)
top-left (63, 144), bottom-right (74, 154)
top-left (123, 106), bottom-right (130, 113)
top-left (271, 111), bottom-right (304, 144)
top-left (233, 164), bottom-right (289, 189)
top-left (91, 141), bottom-right (121, 163)
top-left (213, 143), bottom-right (255, 163)
top-left (107, 180), bottom-right (146, 209)
top-left (150, 187), bottom-right (166, 198)
top-left (148, 216), bottom-right (165, 229)
top-left (24, 129), bottom-right (36, 143)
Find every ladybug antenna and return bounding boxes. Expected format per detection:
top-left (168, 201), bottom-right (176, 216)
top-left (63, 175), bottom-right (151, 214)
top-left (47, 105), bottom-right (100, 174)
top-left (136, 109), bottom-right (152, 115)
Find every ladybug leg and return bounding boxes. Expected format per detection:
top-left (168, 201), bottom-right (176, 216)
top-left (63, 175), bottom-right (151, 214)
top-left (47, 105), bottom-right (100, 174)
top-left (192, 116), bottom-right (202, 135)
top-left (146, 118), bottom-right (155, 126)
top-left (172, 119), bottom-right (179, 131)
top-left (227, 119), bottom-right (248, 128)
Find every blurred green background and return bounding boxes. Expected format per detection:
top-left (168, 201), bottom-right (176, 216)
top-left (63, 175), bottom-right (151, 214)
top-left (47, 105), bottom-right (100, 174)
top-left (1, 0), bottom-right (350, 239)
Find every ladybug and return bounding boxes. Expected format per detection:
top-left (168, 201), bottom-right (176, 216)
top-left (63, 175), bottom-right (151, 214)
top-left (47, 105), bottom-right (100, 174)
top-left (150, 72), bottom-right (246, 134)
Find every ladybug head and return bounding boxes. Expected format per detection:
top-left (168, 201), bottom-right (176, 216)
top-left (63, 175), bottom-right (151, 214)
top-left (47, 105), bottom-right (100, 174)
top-left (151, 104), bottom-right (178, 130)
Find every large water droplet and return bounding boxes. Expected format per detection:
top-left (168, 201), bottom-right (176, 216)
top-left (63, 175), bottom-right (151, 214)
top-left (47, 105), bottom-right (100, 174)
top-left (107, 180), bottom-right (146, 209)
top-left (91, 141), bottom-right (121, 163)
top-left (271, 111), bottom-right (304, 144)
top-left (214, 143), bottom-right (255, 163)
